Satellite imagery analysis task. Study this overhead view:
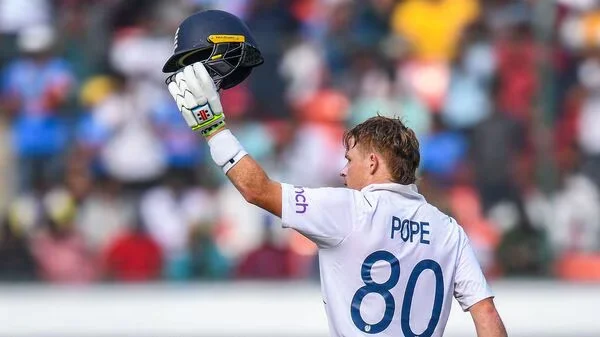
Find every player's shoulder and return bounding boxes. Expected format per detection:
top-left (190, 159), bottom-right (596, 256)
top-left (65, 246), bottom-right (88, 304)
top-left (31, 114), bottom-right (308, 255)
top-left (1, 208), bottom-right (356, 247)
top-left (401, 193), bottom-right (466, 241)
top-left (326, 186), bottom-right (373, 211)
top-left (422, 201), bottom-right (462, 231)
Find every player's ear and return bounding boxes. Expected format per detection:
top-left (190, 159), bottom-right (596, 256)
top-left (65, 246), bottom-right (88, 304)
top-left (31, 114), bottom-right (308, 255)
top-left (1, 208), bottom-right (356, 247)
top-left (368, 153), bottom-right (378, 175)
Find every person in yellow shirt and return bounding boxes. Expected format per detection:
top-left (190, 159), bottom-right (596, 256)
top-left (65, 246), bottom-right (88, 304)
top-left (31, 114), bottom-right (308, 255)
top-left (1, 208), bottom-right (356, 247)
top-left (391, 0), bottom-right (480, 61)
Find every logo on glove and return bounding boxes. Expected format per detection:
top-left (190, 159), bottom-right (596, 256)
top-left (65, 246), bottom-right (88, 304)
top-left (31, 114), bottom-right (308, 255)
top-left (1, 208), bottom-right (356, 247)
top-left (194, 108), bottom-right (213, 121)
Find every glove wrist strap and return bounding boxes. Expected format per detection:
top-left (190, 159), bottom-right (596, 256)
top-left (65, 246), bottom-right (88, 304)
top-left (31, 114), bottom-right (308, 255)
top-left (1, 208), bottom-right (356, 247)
top-left (200, 120), bottom-right (226, 137)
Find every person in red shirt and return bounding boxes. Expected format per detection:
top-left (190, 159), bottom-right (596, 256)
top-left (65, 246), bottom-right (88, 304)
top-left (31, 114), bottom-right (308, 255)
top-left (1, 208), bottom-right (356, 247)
top-left (102, 219), bottom-right (162, 282)
top-left (235, 221), bottom-right (294, 280)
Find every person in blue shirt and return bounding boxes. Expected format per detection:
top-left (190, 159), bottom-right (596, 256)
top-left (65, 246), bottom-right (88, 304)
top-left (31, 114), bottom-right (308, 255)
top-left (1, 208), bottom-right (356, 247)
top-left (0, 25), bottom-right (76, 192)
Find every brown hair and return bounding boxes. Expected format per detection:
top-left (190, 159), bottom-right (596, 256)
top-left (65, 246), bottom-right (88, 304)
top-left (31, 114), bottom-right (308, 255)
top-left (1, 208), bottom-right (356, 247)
top-left (343, 116), bottom-right (420, 184)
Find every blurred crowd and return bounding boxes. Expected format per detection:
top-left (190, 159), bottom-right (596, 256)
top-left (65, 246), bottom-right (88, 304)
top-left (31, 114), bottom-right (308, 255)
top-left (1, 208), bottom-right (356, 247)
top-left (0, 0), bottom-right (599, 284)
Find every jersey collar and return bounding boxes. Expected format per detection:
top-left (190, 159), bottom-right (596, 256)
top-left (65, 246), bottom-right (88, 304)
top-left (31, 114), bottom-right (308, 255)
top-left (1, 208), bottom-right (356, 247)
top-left (360, 183), bottom-right (423, 199)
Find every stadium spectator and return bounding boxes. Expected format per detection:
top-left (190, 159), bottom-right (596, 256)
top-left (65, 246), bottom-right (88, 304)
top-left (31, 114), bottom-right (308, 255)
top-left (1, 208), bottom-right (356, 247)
top-left (471, 78), bottom-right (527, 213)
top-left (30, 189), bottom-right (97, 283)
top-left (0, 215), bottom-right (37, 281)
top-left (391, 0), bottom-right (479, 61)
top-left (236, 220), bottom-right (295, 279)
top-left (102, 216), bottom-right (162, 282)
top-left (189, 225), bottom-right (232, 280)
top-left (140, 169), bottom-right (217, 280)
top-left (0, 24), bottom-right (75, 192)
top-left (77, 174), bottom-right (135, 254)
top-left (90, 71), bottom-right (167, 190)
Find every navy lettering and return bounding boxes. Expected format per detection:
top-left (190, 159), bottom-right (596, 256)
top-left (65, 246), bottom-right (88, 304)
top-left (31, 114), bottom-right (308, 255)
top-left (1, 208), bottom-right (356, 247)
top-left (390, 218), bottom-right (431, 245)
top-left (391, 216), bottom-right (402, 239)
top-left (400, 220), bottom-right (410, 242)
top-left (420, 222), bottom-right (430, 244)
top-left (410, 221), bottom-right (420, 242)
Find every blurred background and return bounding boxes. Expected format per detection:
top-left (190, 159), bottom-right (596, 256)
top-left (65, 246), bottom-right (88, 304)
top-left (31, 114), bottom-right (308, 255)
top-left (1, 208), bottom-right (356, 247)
top-left (0, 0), bottom-right (599, 336)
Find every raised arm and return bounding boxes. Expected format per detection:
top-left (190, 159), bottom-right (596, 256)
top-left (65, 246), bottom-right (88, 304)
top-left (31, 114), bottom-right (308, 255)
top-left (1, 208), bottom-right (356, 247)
top-left (469, 298), bottom-right (508, 337)
top-left (166, 62), bottom-right (282, 217)
top-left (208, 130), bottom-right (282, 217)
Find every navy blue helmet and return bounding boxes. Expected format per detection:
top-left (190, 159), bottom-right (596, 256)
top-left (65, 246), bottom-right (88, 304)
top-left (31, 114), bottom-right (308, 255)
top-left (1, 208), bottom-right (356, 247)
top-left (163, 10), bottom-right (263, 90)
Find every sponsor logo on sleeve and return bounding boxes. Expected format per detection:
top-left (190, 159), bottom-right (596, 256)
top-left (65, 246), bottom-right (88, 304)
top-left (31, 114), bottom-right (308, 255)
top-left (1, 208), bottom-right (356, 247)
top-left (294, 186), bottom-right (308, 214)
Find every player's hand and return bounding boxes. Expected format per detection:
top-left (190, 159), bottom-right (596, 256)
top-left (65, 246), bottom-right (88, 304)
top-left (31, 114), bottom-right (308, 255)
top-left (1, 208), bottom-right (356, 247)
top-left (166, 62), bottom-right (225, 137)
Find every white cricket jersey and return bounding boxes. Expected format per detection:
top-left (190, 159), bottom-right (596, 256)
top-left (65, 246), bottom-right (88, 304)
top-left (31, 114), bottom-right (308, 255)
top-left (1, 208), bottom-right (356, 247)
top-left (281, 183), bottom-right (493, 337)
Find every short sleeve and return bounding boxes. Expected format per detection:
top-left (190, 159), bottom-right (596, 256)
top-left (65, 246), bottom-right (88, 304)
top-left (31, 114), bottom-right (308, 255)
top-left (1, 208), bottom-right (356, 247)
top-left (281, 183), bottom-right (359, 249)
top-left (453, 227), bottom-right (494, 311)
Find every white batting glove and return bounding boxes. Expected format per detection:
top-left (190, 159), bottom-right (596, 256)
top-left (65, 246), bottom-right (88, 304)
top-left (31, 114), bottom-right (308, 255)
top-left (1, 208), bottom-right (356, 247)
top-left (167, 62), bottom-right (226, 137)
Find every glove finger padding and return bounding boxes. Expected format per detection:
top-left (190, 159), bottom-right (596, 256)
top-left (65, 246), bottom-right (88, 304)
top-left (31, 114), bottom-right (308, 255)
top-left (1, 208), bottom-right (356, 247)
top-left (168, 81), bottom-right (186, 111)
top-left (167, 81), bottom-right (181, 104)
top-left (166, 62), bottom-right (226, 136)
top-left (168, 81), bottom-right (200, 128)
top-left (193, 62), bottom-right (223, 114)
top-left (183, 66), bottom-right (203, 98)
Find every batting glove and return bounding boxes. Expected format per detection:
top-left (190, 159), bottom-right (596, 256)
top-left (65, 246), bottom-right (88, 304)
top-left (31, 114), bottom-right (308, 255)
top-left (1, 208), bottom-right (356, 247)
top-left (167, 62), bottom-right (225, 137)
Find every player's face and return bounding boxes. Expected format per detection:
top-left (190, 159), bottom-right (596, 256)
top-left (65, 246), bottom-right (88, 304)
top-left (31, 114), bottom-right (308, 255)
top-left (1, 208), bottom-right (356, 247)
top-left (340, 141), bottom-right (370, 190)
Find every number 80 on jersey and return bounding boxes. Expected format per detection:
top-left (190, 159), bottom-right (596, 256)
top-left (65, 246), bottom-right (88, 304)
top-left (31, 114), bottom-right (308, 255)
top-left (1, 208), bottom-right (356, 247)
top-left (350, 250), bottom-right (444, 337)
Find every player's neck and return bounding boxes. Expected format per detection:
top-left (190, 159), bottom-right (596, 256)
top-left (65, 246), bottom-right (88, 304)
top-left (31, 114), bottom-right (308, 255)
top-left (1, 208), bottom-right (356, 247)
top-left (366, 171), bottom-right (394, 186)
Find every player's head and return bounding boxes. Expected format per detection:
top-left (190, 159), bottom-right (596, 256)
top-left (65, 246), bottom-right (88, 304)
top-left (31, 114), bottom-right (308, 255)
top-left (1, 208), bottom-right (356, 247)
top-left (341, 116), bottom-right (420, 189)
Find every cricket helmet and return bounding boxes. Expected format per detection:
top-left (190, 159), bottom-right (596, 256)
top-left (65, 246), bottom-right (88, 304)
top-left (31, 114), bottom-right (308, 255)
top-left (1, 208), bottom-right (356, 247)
top-left (163, 10), bottom-right (263, 90)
